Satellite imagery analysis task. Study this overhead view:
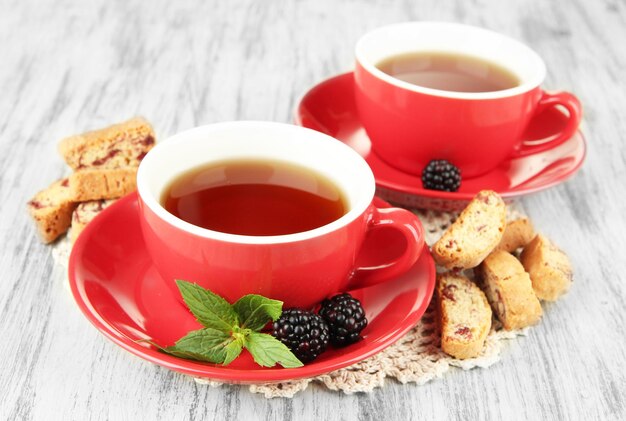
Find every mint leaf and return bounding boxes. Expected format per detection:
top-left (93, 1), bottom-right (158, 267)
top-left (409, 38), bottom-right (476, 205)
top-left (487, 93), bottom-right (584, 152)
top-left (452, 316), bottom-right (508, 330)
top-left (176, 280), bottom-right (237, 333)
top-left (232, 294), bottom-right (283, 331)
top-left (223, 339), bottom-right (243, 365)
top-left (163, 346), bottom-right (215, 361)
top-left (163, 328), bottom-right (233, 364)
top-left (245, 332), bottom-right (303, 368)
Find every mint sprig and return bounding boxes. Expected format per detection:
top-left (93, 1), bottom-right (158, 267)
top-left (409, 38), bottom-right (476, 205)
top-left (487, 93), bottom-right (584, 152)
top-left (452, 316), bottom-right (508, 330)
top-left (151, 280), bottom-right (303, 368)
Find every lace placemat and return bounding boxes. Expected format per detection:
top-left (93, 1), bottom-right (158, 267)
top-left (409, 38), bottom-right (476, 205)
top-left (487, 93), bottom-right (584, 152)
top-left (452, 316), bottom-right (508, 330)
top-left (53, 205), bottom-right (528, 399)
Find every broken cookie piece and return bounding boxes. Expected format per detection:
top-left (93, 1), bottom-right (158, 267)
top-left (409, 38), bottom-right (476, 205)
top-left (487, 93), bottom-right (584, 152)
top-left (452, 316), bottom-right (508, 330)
top-left (476, 250), bottom-right (542, 330)
top-left (70, 199), bottom-right (115, 243)
top-left (520, 234), bottom-right (573, 301)
top-left (436, 273), bottom-right (492, 359)
top-left (432, 190), bottom-right (506, 269)
top-left (27, 178), bottom-right (77, 243)
top-left (68, 167), bottom-right (137, 201)
top-left (58, 117), bottom-right (155, 170)
top-left (495, 218), bottom-right (535, 253)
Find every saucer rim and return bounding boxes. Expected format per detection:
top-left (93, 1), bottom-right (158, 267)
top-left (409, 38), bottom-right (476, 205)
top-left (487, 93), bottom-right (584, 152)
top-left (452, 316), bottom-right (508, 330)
top-left (68, 192), bottom-right (437, 384)
top-left (294, 71), bottom-right (587, 201)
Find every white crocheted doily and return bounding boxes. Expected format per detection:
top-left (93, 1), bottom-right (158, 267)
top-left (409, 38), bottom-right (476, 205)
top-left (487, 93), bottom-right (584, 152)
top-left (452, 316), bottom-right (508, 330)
top-left (54, 204), bottom-right (530, 399)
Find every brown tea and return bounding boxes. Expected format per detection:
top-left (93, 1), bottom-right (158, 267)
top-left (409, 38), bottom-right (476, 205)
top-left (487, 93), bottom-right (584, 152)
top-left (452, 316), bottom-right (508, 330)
top-left (376, 51), bottom-right (520, 93)
top-left (162, 159), bottom-right (347, 236)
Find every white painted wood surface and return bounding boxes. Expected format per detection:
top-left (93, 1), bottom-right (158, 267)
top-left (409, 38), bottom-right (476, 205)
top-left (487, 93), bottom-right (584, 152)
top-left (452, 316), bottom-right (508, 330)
top-left (1, 0), bottom-right (624, 419)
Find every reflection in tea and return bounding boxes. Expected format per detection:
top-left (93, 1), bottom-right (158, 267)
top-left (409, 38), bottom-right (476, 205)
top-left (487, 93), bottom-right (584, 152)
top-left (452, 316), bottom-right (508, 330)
top-left (376, 51), bottom-right (520, 93)
top-left (162, 159), bottom-right (347, 236)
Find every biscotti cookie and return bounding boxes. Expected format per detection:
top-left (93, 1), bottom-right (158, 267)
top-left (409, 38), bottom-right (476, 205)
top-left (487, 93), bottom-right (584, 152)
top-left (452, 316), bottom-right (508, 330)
top-left (27, 178), bottom-right (77, 243)
top-left (432, 190), bottom-right (506, 269)
top-left (476, 250), bottom-right (542, 330)
top-left (58, 117), bottom-right (155, 170)
top-left (520, 234), bottom-right (573, 301)
top-left (495, 218), bottom-right (535, 252)
top-left (436, 273), bottom-right (492, 359)
top-left (70, 199), bottom-right (115, 243)
top-left (69, 167), bottom-right (137, 201)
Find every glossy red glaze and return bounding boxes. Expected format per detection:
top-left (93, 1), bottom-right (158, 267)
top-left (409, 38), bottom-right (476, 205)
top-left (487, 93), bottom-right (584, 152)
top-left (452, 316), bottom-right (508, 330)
top-left (295, 73), bottom-right (587, 211)
top-left (68, 193), bottom-right (436, 383)
top-left (354, 61), bottom-right (582, 178)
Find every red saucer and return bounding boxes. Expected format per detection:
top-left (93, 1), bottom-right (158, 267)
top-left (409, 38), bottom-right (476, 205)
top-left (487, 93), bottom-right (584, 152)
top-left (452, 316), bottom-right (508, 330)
top-left (295, 73), bottom-right (586, 210)
top-left (68, 193), bottom-right (436, 384)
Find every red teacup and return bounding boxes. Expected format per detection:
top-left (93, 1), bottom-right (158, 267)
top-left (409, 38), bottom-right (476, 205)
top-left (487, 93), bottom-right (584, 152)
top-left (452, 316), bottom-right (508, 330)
top-left (136, 122), bottom-right (424, 309)
top-left (355, 22), bottom-right (582, 178)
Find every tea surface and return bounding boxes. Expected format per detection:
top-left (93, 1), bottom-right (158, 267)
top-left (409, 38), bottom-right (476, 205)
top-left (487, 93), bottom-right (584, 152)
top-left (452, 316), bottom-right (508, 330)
top-left (376, 51), bottom-right (520, 93)
top-left (162, 159), bottom-right (347, 236)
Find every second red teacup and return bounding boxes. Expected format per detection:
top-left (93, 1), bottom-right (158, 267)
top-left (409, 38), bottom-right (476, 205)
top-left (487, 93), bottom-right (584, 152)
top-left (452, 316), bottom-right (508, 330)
top-left (137, 121), bottom-right (424, 309)
top-left (354, 22), bottom-right (582, 178)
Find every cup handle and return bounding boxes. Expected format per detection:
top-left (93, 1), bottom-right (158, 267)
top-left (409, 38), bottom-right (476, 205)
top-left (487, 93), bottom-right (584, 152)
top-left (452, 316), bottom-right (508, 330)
top-left (347, 206), bottom-right (424, 290)
top-left (513, 91), bottom-right (582, 157)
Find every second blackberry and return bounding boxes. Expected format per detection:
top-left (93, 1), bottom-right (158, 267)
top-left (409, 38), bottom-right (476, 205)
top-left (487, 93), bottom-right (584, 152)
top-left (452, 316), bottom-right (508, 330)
top-left (319, 293), bottom-right (368, 347)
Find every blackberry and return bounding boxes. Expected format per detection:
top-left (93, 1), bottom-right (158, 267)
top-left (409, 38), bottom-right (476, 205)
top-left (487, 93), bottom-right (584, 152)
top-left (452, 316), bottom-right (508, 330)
top-left (272, 308), bottom-right (329, 363)
top-left (319, 293), bottom-right (368, 347)
top-left (421, 159), bottom-right (461, 192)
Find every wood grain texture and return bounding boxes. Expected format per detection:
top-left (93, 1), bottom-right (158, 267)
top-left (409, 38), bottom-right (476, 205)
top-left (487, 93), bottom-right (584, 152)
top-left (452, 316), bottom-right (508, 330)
top-left (1, 0), bottom-right (625, 419)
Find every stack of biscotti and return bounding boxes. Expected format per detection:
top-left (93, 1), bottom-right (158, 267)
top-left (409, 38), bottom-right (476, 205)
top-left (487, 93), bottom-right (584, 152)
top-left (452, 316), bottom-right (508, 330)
top-left (27, 117), bottom-right (155, 243)
top-left (431, 190), bottom-right (572, 359)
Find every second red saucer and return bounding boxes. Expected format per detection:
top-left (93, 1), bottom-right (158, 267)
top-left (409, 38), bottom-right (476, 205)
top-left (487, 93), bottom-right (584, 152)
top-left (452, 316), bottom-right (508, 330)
top-left (295, 73), bottom-right (586, 211)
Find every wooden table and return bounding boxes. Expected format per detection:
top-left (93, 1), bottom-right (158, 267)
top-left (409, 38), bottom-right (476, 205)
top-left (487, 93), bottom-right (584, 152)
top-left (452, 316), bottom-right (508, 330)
top-left (1, 0), bottom-right (624, 419)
